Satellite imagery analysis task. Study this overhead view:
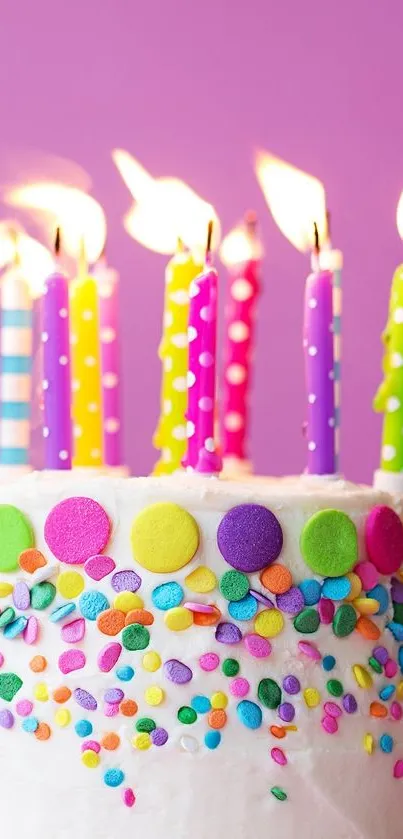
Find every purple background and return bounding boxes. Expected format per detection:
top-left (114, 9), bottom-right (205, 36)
top-left (1, 0), bottom-right (402, 482)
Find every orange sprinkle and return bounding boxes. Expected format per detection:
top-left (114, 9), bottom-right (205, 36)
top-left (356, 616), bottom-right (381, 641)
top-left (125, 609), bottom-right (154, 627)
top-left (208, 709), bottom-right (227, 729)
top-left (101, 732), bottom-right (121, 750)
top-left (52, 686), bottom-right (72, 704)
top-left (19, 548), bottom-right (47, 574)
top-left (370, 701), bottom-right (388, 718)
top-left (97, 608), bottom-right (126, 636)
top-left (119, 698), bottom-right (138, 717)
top-left (193, 606), bottom-right (221, 626)
top-left (270, 725), bottom-right (286, 739)
top-left (260, 564), bottom-right (292, 595)
top-left (35, 722), bottom-right (51, 741)
top-left (29, 655), bottom-right (47, 673)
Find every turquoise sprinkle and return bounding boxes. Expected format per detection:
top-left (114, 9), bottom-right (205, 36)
top-left (0, 402), bottom-right (30, 420)
top-left (322, 655), bottom-right (336, 671)
top-left (387, 622), bottom-right (403, 641)
top-left (380, 734), bottom-right (394, 753)
top-left (3, 616), bottom-right (28, 639)
top-left (205, 730), bottom-right (221, 750)
top-left (399, 646), bottom-right (403, 673)
top-left (116, 665), bottom-right (135, 682)
top-left (75, 719), bottom-right (93, 738)
top-left (104, 768), bottom-right (125, 787)
top-left (22, 716), bottom-right (39, 733)
top-left (379, 685), bottom-right (395, 701)
top-left (228, 593), bottom-right (258, 621)
top-left (50, 603), bottom-right (76, 622)
top-left (1, 356), bottom-right (32, 374)
top-left (322, 576), bottom-right (351, 600)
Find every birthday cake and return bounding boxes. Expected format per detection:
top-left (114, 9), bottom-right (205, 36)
top-left (0, 470), bottom-right (402, 839)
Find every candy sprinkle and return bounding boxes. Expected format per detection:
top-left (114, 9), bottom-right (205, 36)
top-left (104, 768), bottom-right (125, 787)
top-left (122, 788), bottom-right (136, 807)
top-left (271, 747), bottom-right (287, 765)
top-left (352, 664), bottom-right (373, 689)
top-left (363, 733), bottom-right (375, 755)
top-left (270, 786), bottom-right (287, 801)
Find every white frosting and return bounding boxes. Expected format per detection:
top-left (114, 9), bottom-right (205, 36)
top-left (0, 472), bottom-right (401, 839)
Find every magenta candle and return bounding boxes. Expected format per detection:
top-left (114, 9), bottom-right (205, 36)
top-left (185, 257), bottom-right (222, 474)
top-left (43, 269), bottom-right (72, 469)
top-left (94, 257), bottom-right (122, 467)
top-left (303, 266), bottom-right (336, 474)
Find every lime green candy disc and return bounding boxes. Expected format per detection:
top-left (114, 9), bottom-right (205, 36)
top-left (0, 505), bottom-right (34, 572)
top-left (300, 509), bottom-right (357, 577)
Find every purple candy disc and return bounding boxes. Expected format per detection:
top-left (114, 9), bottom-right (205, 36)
top-left (111, 570), bottom-right (142, 593)
top-left (217, 504), bottom-right (283, 573)
top-left (74, 688), bottom-right (98, 711)
top-left (164, 659), bottom-right (193, 684)
top-left (215, 622), bottom-right (243, 644)
top-left (276, 587), bottom-right (304, 615)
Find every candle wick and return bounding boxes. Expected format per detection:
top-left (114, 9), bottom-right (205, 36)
top-left (205, 220), bottom-right (214, 264)
top-left (325, 209), bottom-right (332, 248)
top-left (311, 222), bottom-right (320, 272)
top-left (55, 227), bottom-right (61, 257)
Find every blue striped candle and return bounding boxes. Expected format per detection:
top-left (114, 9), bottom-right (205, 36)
top-left (0, 269), bottom-right (33, 466)
top-left (320, 248), bottom-right (343, 471)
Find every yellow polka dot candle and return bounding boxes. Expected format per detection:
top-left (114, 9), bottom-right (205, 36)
top-left (153, 244), bottom-right (202, 474)
top-left (70, 246), bottom-right (103, 466)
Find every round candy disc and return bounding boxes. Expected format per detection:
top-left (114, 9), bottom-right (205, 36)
top-left (300, 509), bottom-right (357, 577)
top-left (217, 504), bottom-right (283, 572)
top-left (131, 503), bottom-right (199, 573)
top-left (0, 506), bottom-right (34, 572)
top-left (44, 497), bottom-right (111, 564)
top-left (365, 505), bottom-right (403, 575)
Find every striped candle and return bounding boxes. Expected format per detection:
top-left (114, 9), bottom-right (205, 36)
top-left (0, 267), bottom-right (33, 466)
top-left (42, 266), bottom-right (72, 469)
top-left (94, 258), bottom-right (122, 467)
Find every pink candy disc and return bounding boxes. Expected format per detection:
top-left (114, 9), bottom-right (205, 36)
top-left (229, 677), bottom-right (250, 697)
top-left (385, 659), bottom-right (398, 679)
top-left (44, 497), bottom-right (111, 565)
top-left (393, 759), bottom-right (403, 779)
top-left (318, 598), bottom-right (335, 624)
top-left (244, 633), bottom-right (272, 658)
top-left (354, 561), bottom-right (379, 591)
top-left (81, 740), bottom-right (101, 753)
top-left (104, 702), bottom-right (119, 717)
top-left (321, 714), bottom-right (338, 734)
top-left (84, 555), bottom-right (116, 581)
top-left (391, 701), bottom-right (402, 721)
top-left (183, 602), bottom-right (216, 614)
top-left (16, 699), bottom-right (33, 717)
top-left (324, 701), bottom-right (342, 718)
top-left (298, 641), bottom-right (321, 660)
top-left (271, 747), bottom-right (287, 765)
top-left (23, 616), bottom-right (39, 645)
top-left (97, 642), bottom-right (122, 673)
top-left (199, 652), bottom-right (219, 671)
top-left (58, 649), bottom-right (86, 674)
top-left (365, 506), bottom-right (403, 575)
top-left (122, 788), bottom-right (136, 807)
top-left (61, 618), bottom-right (86, 644)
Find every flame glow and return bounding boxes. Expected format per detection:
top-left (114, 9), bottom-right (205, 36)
top-left (220, 222), bottom-right (264, 267)
top-left (5, 183), bottom-right (106, 264)
top-left (397, 192), bottom-right (403, 239)
top-left (0, 223), bottom-right (53, 297)
top-left (112, 148), bottom-right (220, 255)
top-left (255, 151), bottom-right (327, 253)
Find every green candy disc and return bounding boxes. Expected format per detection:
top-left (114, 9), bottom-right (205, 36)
top-left (219, 570), bottom-right (249, 602)
top-left (178, 706), bottom-right (197, 724)
top-left (300, 509), bottom-right (357, 577)
top-left (257, 678), bottom-right (281, 709)
top-left (122, 624), bottom-right (150, 651)
top-left (293, 608), bottom-right (320, 634)
top-left (326, 679), bottom-right (344, 697)
top-left (0, 673), bottom-right (22, 702)
top-left (333, 604), bottom-right (357, 637)
top-left (222, 658), bottom-right (240, 676)
top-left (0, 505), bottom-right (34, 572)
top-left (31, 582), bottom-right (56, 611)
top-left (135, 717), bottom-right (156, 733)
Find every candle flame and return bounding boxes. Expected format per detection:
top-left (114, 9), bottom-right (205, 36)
top-left (0, 222), bottom-right (53, 297)
top-left (397, 192), bottom-right (403, 239)
top-left (5, 183), bottom-right (106, 264)
top-left (255, 151), bottom-right (327, 253)
top-left (220, 220), bottom-right (264, 267)
top-left (112, 148), bottom-right (220, 255)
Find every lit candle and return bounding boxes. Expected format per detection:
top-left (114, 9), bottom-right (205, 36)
top-left (185, 223), bottom-right (222, 474)
top-left (220, 213), bottom-right (262, 468)
top-left (0, 243), bottom-right (33, 467)
top-left (303, 226), bottom-right (336, 474)
top-left (42, 229), bottom-right (72, 469)
top-left (153, 244), bottom-right (202, 474)
top-left (93, 254), bottom-right (122, 467)
top-left (319, 212), bottom-right (343, 470)
top-left (70, 243), bottom-right (103, 466)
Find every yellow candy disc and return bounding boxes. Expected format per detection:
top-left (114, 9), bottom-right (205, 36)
top-left (396, 681), bottom-right (403, 700)
top-left (131, 503), bottom-right (199, 573)
top-left (82, 749), bottom-right (100, 768)
top-left (303, 687), bottom-right (321, 708)
top-left (363, 733), bottom-right (375, 754)
top-left (34, 683), bottom-right (49, 702)
top-left (353, 597), bottom-right (379, 616)
top-left (144, 686), bottom-right (165, 706)
top-left (254, 608), bottom-right (284, 638)
top-left (211, 691), bottom-right (228, 709)
top-left (164, 606), bottom-right (193, 631)
top-left (132, 733), bottom-right (151, 750)
top-left (344, 572), bottom-right (362, 602)
top-left (185, 566), bottom-right (217, 593)
top-left (352, 664), bottom-right (373, 689)
top-left (142, 651), bottom-right (162, 672)
top-left (113, 591), bottom-right (144, 613)
top-left (0, 582), bottom-right (13, 597)
top-left (55, 709), bottom-right (71, 727)
top-left (56, 571), bottom-right (84, 599)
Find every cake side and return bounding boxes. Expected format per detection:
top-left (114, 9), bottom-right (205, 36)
top-left (0, 472), bottom-right (401, 839)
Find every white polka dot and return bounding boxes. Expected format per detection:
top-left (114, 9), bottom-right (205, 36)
top-left (328, 417), bottom-right (335, 427)
top-left (164, 357), bottom-right (173, 372)
top-left (105, 418), bottom-right (120, 433)
top-left (228, 321), bottom-right (249, 342)
top-left (87, 402), bottom-right (99, 413)
top-left (387, 396), bottom-right (401, 412)
top-left (163, 399), bottom-right (172, 415)
top-left (172, 425), bottom-right (187, 440)
top-left (204, 438), bottom-right (215, 453)
top-left (72, 379), bottom-right (80, 392)
top-left (173, 376), bottom-right (187, 392)
top-left (59, 450), bottom-right (69, 461)
top-left (90, 448), bottom-right (101, 460)
top-left (382, 444), bottom-right (397, 462)
top-left (308, 393), bottom-right (316, 404)
top-left (42, 379), bottom-right (49, 391)
top-left (224, 412), bottom-right (244, 431)
top-left (394, 307), bottom-right (403, 324)
top-left (164, 311), bottom-right (174, 328)
top-left (162, 448), bottom-right (172, 462)
top-left (169, 290), bottom-right (188, 305)
top-left (188, 325), bottom-right (198, 342)
top-left (199, 396), bottom-right (213, 411)
top-left (101, 327), bottom-right (116, 343)
top-left (308, 441), bottom-right (316, 451)
top-left (226, 364), bottom-right (246, 385)
top-left (74, 425), bottom-right (83, 438)
top-left (189, 281), bottom-right (200, 298)
top-left (200, 306), bottom-right (213, 322)
top-left (328, 369), bottom-right (335, 380)
top-left (391, 352), bottom-right (403, 369)
top-left (103, 372), bottom-right (118, 388)
top-left (84, 356), bottom-right (96, 367)
top-left (171, 333), bottom-right (188, 349)
top-left (308, 346), bottom-right (318, 356)
top-left (199, 351), bottom-right (214, 367)
top-left (98, 282), bottom-right (114, 299)
top-left (187, 371), bottom-right (196, 387)
top-left (231, 278), bottom-right (253, 302)
top-left (187, 420), bottom-right (196, 438)
top-left (70, 334), bottom-right (78, 345)
top-left (59, 308), bottom-right (68, 318)
top-left (43, 426), bottom-right (50, 438)
top-left (59, 355), bottom-right (68, 366)
top-left (42, 331), bottom-right (49, 343)
top-left (308, 298), bottom-right (318, 309)
top-left (303, 338), bottom-right (308, 348)
top-left (82, 309), bottom-right (93, 321)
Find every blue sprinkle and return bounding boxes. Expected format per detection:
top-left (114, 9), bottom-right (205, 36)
top-left (116, 665), bottom-right (135, 682)
top-left (379, 733), bottom-right (394, 753)
top-left (3, 616), bottom-right (28, 639)
top-left (79, 590), bottom-right (109, 621)
top-left (228, 594), bottom-right (258, 621)
top-left (191, 695), bottom-right (211, 714)
top-left (205, 730), bottom-right (221, 749)
top-left (299, 579), bottom-right (321, 606)
top-left (322, 655), bottom-right (336, 672)
top-left (151, 582), bottom-right (184, 611)
top-left (50, 603), bottom-right (76, 622)
top-left (236, 700), bottom-right (262, 730)
top-left (322, 576), bottom-right (351, 601)
top-left (75, 719), bottom-right (93, 738)
top-left (399, 646), bottom-right (403, 673)
top-left (104, 768), bottom-right (125, 787)
top-left (366, 585), bottom-right (389, 616)
top-left (22, 716), bottom-right (39, 733)
top-left (379, 685), bottom-right (395, 701)
top-left (387, 622), bottom-right (403, 641)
